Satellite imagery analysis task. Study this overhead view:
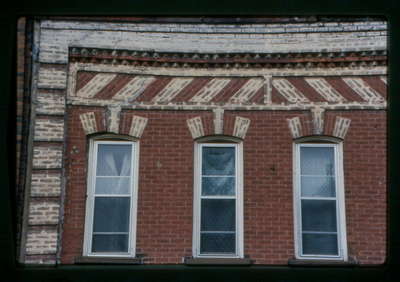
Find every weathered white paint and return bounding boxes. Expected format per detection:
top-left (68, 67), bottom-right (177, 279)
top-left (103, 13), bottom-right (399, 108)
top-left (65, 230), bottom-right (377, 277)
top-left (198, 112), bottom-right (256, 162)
top-left (76, 73), bottom-right (116, 98)
top-left (343, 78), bottom-right (384, 102)
top-left (311, 107), bottom-right (325, 135)
top-left (233, 116), bottom-right (251, 139)
top-left (189, 78), bottom-right (231, 103)
top-left (333, 116), bottom-right (351, 139)
top-left (152, 78), bottom-right (193, 102)
top-left (80, 112), bottom-right (98, 135)
top-left (213, 108), bottom-right (224, 135)
top-left (272, 79), bottom-right (309, 103)
top-left (113, 76), bottom-right (156, 101)
top-left (129, 115), bottom-right (148, 138)
top-left (38, 23), bottom-right (387, 64)
top-left (229, 78), bottom-right (264, 103)
top-left (38, 67), bottom-right (67, 89)
top-left (305, 78), bottom-right (346, 102)
top-left (106, 105), bottom-right (121, 134)
top-left (287, 117), bottom-right (302, 139)
top-left (187, 117), bottom-right (205, 139)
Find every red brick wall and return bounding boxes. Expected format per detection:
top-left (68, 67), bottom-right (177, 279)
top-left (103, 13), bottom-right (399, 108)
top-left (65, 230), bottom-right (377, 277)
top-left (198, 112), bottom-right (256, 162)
top-left (61, 107), bottom-right (386, 265)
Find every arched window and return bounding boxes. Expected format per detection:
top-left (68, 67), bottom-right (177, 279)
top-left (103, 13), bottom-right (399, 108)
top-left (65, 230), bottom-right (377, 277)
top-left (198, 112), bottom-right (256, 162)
top-left (192, 136), bottom-right (244, 258)
top-left (83, 135), bottom-right (139, 257)
top-left (293, 137), bottom-right (348, 260)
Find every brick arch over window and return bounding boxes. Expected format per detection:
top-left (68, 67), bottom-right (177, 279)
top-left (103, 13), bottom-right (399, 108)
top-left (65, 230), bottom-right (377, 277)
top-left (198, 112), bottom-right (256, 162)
top-left (186, 112), bottom-right (251, 140)
top-left (287, 110), bottom-right (351, 140)
top-left (79, 109), bottom-right (148, 139)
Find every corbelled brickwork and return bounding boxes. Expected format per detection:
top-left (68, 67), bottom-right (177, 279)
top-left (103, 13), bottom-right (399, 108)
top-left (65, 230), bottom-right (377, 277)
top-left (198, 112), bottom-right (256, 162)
top-left (18, 17), bottom-right (387, 266)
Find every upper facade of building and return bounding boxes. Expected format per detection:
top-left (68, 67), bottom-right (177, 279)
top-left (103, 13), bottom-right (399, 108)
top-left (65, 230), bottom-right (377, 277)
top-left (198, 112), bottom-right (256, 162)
top-left (16, 17), bottom-right (387, 266)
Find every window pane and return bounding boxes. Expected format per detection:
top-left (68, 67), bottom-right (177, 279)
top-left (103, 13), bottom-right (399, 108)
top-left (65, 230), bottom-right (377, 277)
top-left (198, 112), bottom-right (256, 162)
top-left (301, 176), bottom-right (336, 197)
top-left (93, 197), bottom-right (130, 232)
top-left (200, 233), bottom-right (235, 254)
top-left (92, 234), bottom-right (128, 252)
top-left (202, 177), bottom-right (235, 196)
top-left (302, 233), bottom-right (338, 255)
top-left (95, 177), bottom-right (131, 195)
top-left (300, 147), bottom-right (334, 176)
top-left (97, 144), bottom-right (132, 176)
top-left (201, 199), bottom-right (235, 231)
top-left (202, 147), bottom-right (235, 175)
top-left (301, 200), bottom-right (337, 232)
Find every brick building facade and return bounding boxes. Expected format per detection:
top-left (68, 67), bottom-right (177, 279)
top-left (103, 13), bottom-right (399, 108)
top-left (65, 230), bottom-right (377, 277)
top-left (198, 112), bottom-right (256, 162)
top-left (15, 17), bottom-right (387, 266)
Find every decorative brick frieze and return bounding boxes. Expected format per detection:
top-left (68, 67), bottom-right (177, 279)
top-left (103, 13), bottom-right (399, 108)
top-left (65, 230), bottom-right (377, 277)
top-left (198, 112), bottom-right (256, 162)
top-left (129, 115), bottom-right (148, 138)
top-left (79, 112), bottom-right (98, 135)
top-left (25, 226), bottom-right (58, 255)
top-left (189, 78), bottom-right (231, 103)
top-left (213, 108), bottom-right (224, 134)
top-left (32, 145), bottom-right (63, 169)
top-left (287, 117), bottom-right (302, 139)
top-left (333, 116), bottom-right (351, 139)
top-left (113, 76), bottom-right (156, 102)
top-left (38, 65), bottom-right (67, 89)
top-left (31, 172), bottom-right (62, 197)
top-left (229, 78), bottom-right (264, 103)
top-left (28, 199), bottom-right (60, 225)
top-left (76, 73), bottom-right (116, 98)
top-left (272, 79), bottom-right (310, 103)
top-left (186, 116), bottom-right (205, 139)
top-left (36, 91), bottom-right (66, 115)
top-left (68, 46), bottom-right (387, 69)
top-left (232, 116), bottom-right (251, 139)
top-left (305, 78), bottom-right (346, 102)
top-left (342, 78), bottom-right (384, 103)
top-left (105, 105), bottom-right (121, 134)
top-left (152, 78), bottom-right (193, 103)
top-left (34, 118), bottom-right (64, 141)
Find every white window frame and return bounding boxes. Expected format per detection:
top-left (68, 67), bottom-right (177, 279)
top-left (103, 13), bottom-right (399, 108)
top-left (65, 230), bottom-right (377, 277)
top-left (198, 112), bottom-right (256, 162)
top-left (192, 142), bottom-right (244, 258)
top-left (293, 141), bottom-right (348, 261)
top-left (83, 139), bottom-right (139, 257)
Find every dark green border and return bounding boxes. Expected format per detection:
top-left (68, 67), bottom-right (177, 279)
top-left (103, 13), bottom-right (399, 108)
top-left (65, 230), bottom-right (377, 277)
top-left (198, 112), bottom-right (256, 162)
top-left (2, 1), bottom-right (399, 281)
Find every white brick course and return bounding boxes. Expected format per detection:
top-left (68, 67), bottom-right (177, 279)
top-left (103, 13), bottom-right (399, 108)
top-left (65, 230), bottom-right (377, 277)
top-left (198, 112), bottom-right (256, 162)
top-left (34, 118), bottom-right (64, 141)
top-left (28, 201), bottom-right (60, 225)
top-left (187, 117), bottom-right (205, 139)
top-left (233, 116), bottom-right (251, 139)
top-left (26, 228), bottom-right (58, 255)
top-left (31, 172), bottom-right (62, 197)
top-left (36, 92), bottom-right (66, 115)
top-left (32, 146), bottom-right (63, 169)
top-left (38, 67), bottom-right (67, 89)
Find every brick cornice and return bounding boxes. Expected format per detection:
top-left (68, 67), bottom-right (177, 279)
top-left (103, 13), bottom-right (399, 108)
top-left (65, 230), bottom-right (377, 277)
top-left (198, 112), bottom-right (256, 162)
top-left (69, 47), bottom-right (387, 69)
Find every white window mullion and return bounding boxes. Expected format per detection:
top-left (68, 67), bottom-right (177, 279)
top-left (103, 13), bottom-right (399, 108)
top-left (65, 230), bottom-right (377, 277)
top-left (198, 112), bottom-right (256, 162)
top-left (83, 139), bottom-right (138, 257)
top-left (295, 142), bottom-right (347, 261)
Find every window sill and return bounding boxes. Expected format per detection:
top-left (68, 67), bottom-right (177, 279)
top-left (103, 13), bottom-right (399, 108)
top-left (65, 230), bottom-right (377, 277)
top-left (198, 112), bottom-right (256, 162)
top-left (75, 256), bottom-right (142, 265)
top-left (184, 257), bottom-right (253, 266)
top-left (288, 258), bottom-right (358, 267)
